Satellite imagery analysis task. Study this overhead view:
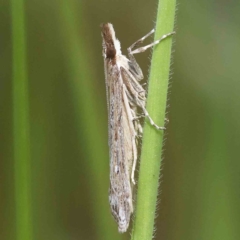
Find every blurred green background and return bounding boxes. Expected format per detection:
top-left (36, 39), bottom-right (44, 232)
top-left (1, 0), bottom-right (240, 239)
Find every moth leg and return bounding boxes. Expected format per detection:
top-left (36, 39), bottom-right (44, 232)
top-left (126, 29), bottom-right (156, 80)
top-left (134, 115), bottom-right (168, 128)
top-left (126, 85), bottom-right (165, 130)
top-left (128, 29), bottom-right (155, 52)
top-left (131, 137), bottom-right (137, 185)
top-left (132, 114), bottom-right (145, 121)
top-left (139, 103), bottom-right (166, 130)
top-left (122, 69), bottom-right (165, 131)
top-left (122, 84), bottom-right (138, 185)
top-left (130, 31), bottom-right (175, 55)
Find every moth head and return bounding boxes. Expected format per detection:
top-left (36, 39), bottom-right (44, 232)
top-left (101, 23), bottom-right (121, 59)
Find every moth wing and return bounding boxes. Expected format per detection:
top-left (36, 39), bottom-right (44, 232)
top-left (106, 62), bottom-right (133, 232)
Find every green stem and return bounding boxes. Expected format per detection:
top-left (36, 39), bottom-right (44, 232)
top-left (11, 0), bottom-right (32, 240)
top-left (131, 0), bottom-right (176, 239)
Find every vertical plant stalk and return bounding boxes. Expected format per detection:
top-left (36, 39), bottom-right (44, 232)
top-left (131, 0), bottom-right (176, 239)
top-left (11, 1), bottom-right (32, 240)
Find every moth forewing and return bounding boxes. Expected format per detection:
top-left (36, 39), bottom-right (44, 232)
top-left (108, 63), bottom-right (134, 233)
top-left (101, 23), bottom-right (174, 233)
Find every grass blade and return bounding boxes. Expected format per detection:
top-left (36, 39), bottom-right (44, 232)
top-left (131, 0), bottom-right (176, 239)
top-left (11, 0), bottom-right (32, 239)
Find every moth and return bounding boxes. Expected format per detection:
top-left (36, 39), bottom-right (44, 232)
top-left (101, 23), bottom-right (174, 233)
